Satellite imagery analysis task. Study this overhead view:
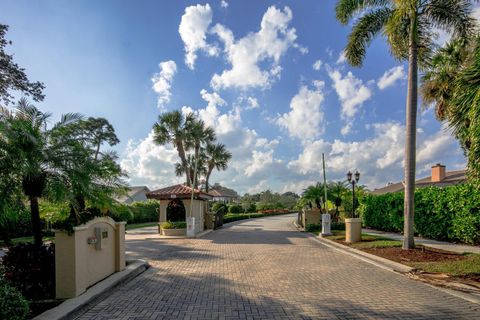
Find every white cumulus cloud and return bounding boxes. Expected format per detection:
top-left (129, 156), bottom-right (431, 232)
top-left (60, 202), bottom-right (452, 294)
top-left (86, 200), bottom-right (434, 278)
top-left (178, 3), bottom-right (218, 70)
top-left (220, 0), bottom-right (228, 8)
top-left (151, 60), bottom-right (177, 110)
top-left (377, 66), bottom-right (406, 90)
top-left (210, 6), bottom-right (300, 90)
top-left (276, 81), bottom-right (325, 140)
top-left (328, 67), bottom-right (372, 123)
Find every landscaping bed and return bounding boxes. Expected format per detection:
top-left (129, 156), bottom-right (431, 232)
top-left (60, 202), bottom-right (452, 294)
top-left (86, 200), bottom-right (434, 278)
top-left (321, 231), bottom-right (480, 284)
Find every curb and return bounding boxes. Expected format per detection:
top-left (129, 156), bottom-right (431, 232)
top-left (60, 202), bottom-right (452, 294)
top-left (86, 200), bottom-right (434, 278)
top-left (34, 259), bottom-right (150, 320)
top-left (313, 235), bottom-right (413, 273)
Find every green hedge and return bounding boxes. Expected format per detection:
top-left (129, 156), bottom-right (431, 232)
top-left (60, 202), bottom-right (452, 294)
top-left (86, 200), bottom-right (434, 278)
top-left (361, 184), bottom-right (480, 244)
top-left (129, 200), bottom-right (160, 223)
top-left (109, 200), bottom-right (160, 224)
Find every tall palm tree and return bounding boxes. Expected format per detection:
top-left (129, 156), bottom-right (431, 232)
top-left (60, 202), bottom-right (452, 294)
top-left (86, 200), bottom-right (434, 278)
top-left (185, 119), bottom-right (216, 189)
top-left (335, 0), bottom-right (474, 249)
top-left (204, 143), bottom-right (232, 193)
top-left (175, 153), bottom-right (207, 185)
top-left (153, 111), bottom-right (194, 186)
top-left (0, 98), bottom-right (82, 246)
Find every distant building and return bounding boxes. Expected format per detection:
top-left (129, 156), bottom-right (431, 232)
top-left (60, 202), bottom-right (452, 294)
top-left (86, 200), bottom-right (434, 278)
top-left (209, 183), bottom-right (239, 202)
top-left (115, 186), bottom-right (151, 204)
top-left (371, 164), bottom-right (466, 195)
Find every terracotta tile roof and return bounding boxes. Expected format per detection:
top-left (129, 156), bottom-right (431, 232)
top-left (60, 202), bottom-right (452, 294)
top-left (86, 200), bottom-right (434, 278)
top-left (147, 184), bottom-right (212, 200)
top-left (370, 169), bottom-right (466, 195)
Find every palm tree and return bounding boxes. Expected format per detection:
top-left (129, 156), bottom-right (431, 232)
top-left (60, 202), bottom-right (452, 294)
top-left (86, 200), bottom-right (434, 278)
top-left (302, 183), bottom-right (324, 209)
top-left (449, 37), bottom-right (480, 183)
top-left (185, 119), bottom-right (216, 189)
top-left (335, 0), bottom-right (474, 249)
top-left (0, 98), bottom-right (82, 246)
top-left (153, 111), bottom-right (194, 186)
top-left (421, 38), bottom-right (470, 121)
top-left (175, 153), bottom-right (207, 185)
top-left (204, 143), bottom-right (232, 193)
top-left (328, 181), bottom-right (348, 221)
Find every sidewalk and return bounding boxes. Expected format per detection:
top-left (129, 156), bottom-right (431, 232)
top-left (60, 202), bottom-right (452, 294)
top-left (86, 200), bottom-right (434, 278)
top-left (362, 229), bottom-right (480, 254)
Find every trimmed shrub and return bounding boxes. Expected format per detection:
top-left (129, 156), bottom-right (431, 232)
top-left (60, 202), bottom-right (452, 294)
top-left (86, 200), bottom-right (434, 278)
top-left (160, 221), bottom-right (187, 229)
top-left (228, 204), bottom-right (244, 214)
top-left (109, 203), bottom-right (134, 223)
top-left (0, 274), bottom-right (29, 320)
top-left (2, 243), bottom-right (55, 300)
top-left (361, 184), bottom-right (480, 244)
top-left (129, 200), bottom-right (160, 223)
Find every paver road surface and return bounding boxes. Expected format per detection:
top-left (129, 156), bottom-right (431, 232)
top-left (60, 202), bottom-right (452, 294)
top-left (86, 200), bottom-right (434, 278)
top-left (76, 214), bottom-right (480, 319)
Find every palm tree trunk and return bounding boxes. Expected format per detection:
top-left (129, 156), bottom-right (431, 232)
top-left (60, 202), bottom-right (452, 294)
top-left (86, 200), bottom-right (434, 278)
top-left (30, 196), bottom-right (43, 247)
top-left (205, 165), bottom-right (214, 193)
top-left (403, 13), bottom-right (418, 250)
top-left (176, 139), bottom-right (191, 186)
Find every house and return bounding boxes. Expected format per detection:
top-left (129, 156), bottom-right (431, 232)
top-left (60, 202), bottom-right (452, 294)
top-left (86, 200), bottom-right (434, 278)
top-left (115, 186), bottom-right (151, 204)
top-left (371, 164), bottom-right (466, 195)
top-left (209, 183), bottom-right (239, 202)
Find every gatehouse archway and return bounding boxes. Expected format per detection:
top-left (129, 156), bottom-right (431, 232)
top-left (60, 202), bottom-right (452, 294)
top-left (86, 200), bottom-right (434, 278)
top-left (166, 198), bottom-right (186, 222)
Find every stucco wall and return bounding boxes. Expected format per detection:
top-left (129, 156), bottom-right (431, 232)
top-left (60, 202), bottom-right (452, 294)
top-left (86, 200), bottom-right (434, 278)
top-left (159, 198), bottom-right (205, 234)
top-left (55, 217), bottom-right (125, 299)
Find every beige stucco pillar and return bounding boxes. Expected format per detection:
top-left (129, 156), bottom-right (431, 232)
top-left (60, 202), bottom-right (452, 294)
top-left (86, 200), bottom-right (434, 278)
top-left (115, 222), bottom-right (126, 272)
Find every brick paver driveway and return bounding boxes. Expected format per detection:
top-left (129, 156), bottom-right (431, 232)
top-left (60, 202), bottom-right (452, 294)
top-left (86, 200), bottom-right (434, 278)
top-left (77, 214), bottom-right (480, 319)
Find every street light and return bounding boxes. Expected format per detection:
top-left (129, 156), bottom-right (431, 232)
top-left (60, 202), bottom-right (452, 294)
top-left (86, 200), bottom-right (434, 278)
top-left (347, 170), bottom-right (360, 218)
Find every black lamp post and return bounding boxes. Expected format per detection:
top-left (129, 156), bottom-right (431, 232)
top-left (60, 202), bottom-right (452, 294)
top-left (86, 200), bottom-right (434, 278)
top-left (347, 170), bottom-right (360, 218)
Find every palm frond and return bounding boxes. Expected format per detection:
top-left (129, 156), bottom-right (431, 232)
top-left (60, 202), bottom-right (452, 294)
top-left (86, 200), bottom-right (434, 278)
top-left (346, 8), bottom-right (394, 66)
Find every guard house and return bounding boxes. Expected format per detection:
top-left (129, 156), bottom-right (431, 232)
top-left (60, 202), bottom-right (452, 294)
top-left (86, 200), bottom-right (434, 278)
top-left (147, 184), bottom-right (212, 235)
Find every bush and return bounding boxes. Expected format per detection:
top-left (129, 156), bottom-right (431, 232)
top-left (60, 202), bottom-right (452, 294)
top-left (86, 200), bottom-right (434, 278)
top-left (211, 202), bottom-right (227, 215)
top-left (361, 184), bottom-right (480, 244)
top-left (2, 243), bottom-right (55, 300)
top-left (109, 203), bottom-right (134, 223)
top-left (228, 204), bottom-right (244, 214)
top-left (160, 221), bottom-right (187, 229)
top-left (305, 224), bottom-right (321, 232)
top-left (0, 205), bottom-right (32, 244)
top-left (129, 200), bottom-right (159, 223)
top-left (0, 272), bottom-right (29, 320)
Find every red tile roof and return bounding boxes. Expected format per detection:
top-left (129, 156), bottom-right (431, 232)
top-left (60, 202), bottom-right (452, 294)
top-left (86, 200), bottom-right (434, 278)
top-left (147, 184), bottom-right (212, 200)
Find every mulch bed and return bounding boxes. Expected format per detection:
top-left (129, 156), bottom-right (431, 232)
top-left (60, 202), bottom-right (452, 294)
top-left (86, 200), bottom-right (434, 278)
top-left (361, 246), bottom-right (467, 264)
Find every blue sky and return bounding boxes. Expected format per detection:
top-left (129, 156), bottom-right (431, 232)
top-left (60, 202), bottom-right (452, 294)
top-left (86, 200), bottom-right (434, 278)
top-left (1, 0), bottom-right (476, 194)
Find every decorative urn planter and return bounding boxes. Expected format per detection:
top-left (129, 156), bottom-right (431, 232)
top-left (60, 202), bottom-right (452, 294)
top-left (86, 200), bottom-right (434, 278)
top-left (345, 218), bottom-right (362, 243)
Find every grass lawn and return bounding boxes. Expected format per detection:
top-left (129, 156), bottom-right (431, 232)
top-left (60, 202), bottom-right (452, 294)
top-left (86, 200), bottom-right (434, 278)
top-left (126, 222), bottom-right (158, 230)
top-left (410, 254), bottom-right (480, 277)
top-left (316, 230), bottom-right (480, 279)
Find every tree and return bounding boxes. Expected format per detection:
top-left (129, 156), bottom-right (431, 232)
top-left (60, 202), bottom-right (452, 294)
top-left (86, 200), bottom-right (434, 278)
top-left (204, 143), bottom-right (231, 193)
top-left (61, 117), bottom-right (124, 216)
top-left (328, 181), bottom-right (348, 220)
top-left (301, 183), bottom-right (324, 209)
top-left (153, 111), bottom-right (194, 185)
top-left (0, 99), bottom-right (82, 246)
top-left (185, 118), bottom-right (216, 189)
top-left (421, 36), bottom-right (480, 183)
top-left (335, 0), bottom-right (474, 249)
top-left (0, 24), bottom-right (44, 105)
top-left (449, 37), bottom-right (480, 183)
top-left (175, 154), bottom-right (207, 186)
